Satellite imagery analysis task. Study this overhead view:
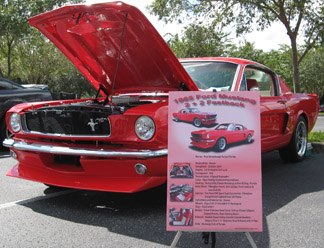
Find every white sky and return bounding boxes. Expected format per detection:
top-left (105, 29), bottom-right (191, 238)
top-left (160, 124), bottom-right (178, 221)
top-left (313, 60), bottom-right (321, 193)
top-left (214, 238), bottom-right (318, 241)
top-left (85, 0), bottom-right (291, 52)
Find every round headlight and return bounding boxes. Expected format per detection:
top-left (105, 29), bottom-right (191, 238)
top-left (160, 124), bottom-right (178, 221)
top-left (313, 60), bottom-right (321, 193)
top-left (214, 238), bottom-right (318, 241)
top-left (9, 113), bottom-right (21, 133)
top-left (135, 116), bottom-right (155, 141)
top-left (206, 134), bottom-right (210, 139)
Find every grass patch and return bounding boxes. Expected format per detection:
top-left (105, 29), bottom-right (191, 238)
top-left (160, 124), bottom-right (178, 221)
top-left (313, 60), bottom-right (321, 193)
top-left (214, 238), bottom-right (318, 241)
top-left (308, 131), bottom-right (324, 142)
top-left (319, 112), bottom-right (324, 116)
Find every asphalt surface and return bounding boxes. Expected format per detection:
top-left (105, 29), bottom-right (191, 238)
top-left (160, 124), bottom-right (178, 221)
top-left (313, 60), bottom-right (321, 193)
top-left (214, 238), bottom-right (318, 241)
top-left (1, 150), bottom-right (324, 248)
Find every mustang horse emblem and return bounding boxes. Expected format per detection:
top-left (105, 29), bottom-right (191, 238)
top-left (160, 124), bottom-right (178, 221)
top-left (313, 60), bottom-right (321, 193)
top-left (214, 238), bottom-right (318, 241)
top-left (87, 118), bottom-right (98, 132)
top-left (88, 118), bottom-right (109, 132)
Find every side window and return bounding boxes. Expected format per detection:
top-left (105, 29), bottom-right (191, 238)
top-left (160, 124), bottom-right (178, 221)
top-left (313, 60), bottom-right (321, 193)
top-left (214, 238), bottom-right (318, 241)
top-left (244, 67), bottom-right (277, 97)
top-left (239, 74), bottom-right (247, 91)
top-left (235, 125), bottom-right (243, 131)
top-left (11, 84), bottom-right (21, 90)
top-left (0, 80), bottom-right (13, 90)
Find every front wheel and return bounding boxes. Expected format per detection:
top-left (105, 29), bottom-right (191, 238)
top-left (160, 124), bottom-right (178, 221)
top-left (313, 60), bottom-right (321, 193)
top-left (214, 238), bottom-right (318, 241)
top-left (246, 134), bottom-right (252, 143)
top-left (193, 118), bottom-right (202, 127)
top-left (215, 137), bottom-right (227, 151)
top-left (279, 116), bottom-right (307, 162)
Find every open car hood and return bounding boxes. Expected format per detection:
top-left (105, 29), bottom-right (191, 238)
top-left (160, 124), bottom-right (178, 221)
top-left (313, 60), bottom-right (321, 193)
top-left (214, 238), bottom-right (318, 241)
top-left (29, 2), bottom-right (197, 95)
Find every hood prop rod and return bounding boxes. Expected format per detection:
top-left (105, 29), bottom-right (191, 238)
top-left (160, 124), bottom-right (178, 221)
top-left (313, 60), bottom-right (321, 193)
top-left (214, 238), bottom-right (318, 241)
top-left (110, 11), bottom-right (128, 108)
top-left (178, 82), bottom-right (190, 91)
top-left (93, 85), bottom-right (109, 104)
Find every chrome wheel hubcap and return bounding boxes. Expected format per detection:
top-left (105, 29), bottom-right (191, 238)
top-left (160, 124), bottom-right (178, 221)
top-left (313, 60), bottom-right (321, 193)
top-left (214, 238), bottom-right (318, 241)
top-left (296, 121), bottom-right (307, 157)
top-left (194, 119), bottom-right (201, 126)
top-left (218, 138), bottom-right (226, 150)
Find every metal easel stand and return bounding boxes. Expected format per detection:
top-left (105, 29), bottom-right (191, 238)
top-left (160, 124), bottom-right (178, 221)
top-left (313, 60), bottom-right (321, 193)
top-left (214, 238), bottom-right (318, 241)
top-left (245, 232), bottom-right (257, 248)
top-left (170, 231), bottom-right (182, 248)
top-left (170, 231), bottom-right (258, 248)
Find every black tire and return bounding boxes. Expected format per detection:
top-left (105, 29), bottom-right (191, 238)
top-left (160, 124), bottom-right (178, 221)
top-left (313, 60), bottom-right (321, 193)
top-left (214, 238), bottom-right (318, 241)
top-left (279, 116), bottom-right (308, 162)
top-left (0, 118), bottom-right (13, 149)
top-left (193, 118), bottom-right (202, 127)
top-left (215, 137), bottom-right (227, 151)
top-left (247, 134), bottom-right (252, 143)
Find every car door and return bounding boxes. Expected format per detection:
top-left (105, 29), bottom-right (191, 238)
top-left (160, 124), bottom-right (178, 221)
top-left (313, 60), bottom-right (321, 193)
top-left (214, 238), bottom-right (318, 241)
top-left (182, 109), bottom-right (192, 122)
top-left (177, 109), bottom-right (186, 121)
top-left (242, 66), bottom-right (287, 152)
top-left (233, 124), bottom-right (246, 142)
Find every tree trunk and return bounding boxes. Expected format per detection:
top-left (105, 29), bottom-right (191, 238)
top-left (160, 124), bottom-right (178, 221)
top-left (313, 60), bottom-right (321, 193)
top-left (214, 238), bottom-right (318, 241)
top-left (0, 64), bottom-right (3, 78)
top-left (6, 37), bottom-right (13, 78)
top-left (290, 37), bottom-right (300, 93)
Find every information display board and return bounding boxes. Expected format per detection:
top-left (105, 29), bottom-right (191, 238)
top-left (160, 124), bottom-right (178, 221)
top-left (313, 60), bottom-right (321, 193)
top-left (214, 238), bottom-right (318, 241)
top-left (167, 91), bottom-right (262, 232)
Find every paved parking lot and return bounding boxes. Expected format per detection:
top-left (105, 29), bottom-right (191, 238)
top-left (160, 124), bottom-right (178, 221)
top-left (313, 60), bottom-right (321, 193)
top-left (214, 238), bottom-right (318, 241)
top-left (1, 151), bottom-right (324, 248)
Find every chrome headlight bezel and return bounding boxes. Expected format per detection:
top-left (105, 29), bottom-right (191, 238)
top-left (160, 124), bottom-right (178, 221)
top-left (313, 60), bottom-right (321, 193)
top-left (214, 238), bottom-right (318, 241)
top-left (9, 113), bottom-right (21, 133)
top-left (135, 116), bottom-right (155, 141)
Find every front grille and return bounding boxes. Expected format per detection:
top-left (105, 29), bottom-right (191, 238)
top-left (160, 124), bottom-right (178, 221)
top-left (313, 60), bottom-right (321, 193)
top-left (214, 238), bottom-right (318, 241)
top-left (23, 109), bottom-right (111, 136)
top-left (206, 115), bottom-right (217, 120)
top-left (191, 133), bottom-right (202, 138)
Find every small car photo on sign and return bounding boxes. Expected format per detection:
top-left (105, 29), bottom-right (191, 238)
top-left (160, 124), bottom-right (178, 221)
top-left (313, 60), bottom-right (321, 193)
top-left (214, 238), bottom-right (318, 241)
top-left (169, 184), bottom-right (193, 202)
top-left (190, 123), bottom-right (254, 152)
top-left (169, 208), bottom-right (193, 226)
top-left (169, 163), bottom-right (194, 178)
top-left (172, 107), bottom-right (217, 127)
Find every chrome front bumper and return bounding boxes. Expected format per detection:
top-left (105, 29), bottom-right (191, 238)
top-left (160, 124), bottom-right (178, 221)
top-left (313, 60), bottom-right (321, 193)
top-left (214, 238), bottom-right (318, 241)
top-left (3, 139), bottom-right (168, 158)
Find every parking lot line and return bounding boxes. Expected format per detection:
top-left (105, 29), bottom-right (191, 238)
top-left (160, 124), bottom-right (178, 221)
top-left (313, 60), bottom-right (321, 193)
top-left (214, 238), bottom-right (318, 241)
top-left (0, 189), bottom-right (77, 210)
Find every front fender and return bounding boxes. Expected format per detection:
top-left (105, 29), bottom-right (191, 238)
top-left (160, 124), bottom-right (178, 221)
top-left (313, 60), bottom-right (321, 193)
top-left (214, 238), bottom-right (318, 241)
top-left (0, 98), bottom-right (28, 120)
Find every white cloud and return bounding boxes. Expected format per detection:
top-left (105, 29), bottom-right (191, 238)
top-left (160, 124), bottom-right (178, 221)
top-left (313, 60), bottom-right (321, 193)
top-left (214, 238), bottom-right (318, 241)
top-left (243, 22), bottom-right (291, 51)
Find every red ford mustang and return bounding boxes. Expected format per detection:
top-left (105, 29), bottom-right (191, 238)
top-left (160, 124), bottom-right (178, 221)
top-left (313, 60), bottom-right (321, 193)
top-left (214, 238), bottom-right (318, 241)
top-left (3, 2), bottom-right (319, 193)
top-left (172, 108), bottom-right (217, 127)
top-left (191, 123), bottom-right (254, 151)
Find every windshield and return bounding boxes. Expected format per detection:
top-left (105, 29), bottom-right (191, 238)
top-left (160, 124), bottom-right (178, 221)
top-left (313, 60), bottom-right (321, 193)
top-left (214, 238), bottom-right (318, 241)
top-left (181, 61), bottom-right (238, 91)
top-left (188, 108), bottom-right (200, 113)
top-left (215, 123), bottom-right (234, 131)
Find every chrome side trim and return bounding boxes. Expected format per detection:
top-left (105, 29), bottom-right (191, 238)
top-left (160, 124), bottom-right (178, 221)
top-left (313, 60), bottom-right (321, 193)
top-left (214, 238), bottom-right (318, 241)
top-left (231, 64), bottom-right (241, 91)
top-left (22, 131), bottom-right (111, 138)
top-left (3, 139), bottom-right (168, 158)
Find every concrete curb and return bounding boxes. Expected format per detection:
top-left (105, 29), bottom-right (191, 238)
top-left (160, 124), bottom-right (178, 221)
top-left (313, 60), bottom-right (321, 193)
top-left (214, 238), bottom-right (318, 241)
top-left (311, 142), bottom-right (324, 154)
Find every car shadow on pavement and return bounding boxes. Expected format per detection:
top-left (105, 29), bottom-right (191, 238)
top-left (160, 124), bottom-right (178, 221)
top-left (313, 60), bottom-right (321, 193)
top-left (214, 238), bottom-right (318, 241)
top-left (0, 150), bottom-right (10, 158)
top-left (16, 152), bottom-right (324, 248)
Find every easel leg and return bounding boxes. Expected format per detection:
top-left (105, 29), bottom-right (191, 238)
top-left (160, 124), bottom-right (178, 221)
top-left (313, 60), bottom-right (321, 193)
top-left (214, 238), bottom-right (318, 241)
top-left (211, 232), bottom-right (216, 248)
top-left (170, 231), bottom-right (182, 248)
top-left (245, 232), bottom-right (257, 248)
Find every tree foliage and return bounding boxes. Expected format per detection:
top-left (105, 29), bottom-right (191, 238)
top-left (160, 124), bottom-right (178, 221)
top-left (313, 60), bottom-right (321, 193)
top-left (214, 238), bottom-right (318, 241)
top-left (0, 0), bottom-right (83, 78)
top-left (166, 23), bottom-right (231, 58)
top-left (12, 30), bottom-right (95, 99)
top-left (149, 0), bottom-right (324, 93)
top-left (0, 0), bottom-right (95, 99)
top-left (299, 47), bottom-right (324, 97)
